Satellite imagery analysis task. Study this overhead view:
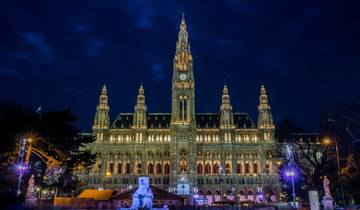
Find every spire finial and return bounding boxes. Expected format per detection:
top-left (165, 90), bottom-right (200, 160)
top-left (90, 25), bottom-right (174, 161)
top-left (260, 84), bottom-right (267, 96)
top-left (180, 12), bottom-right (187, 32)
top-left (223, 83), bottom-right (229, 95)
top-left (101, 83), bottom-right (107, 95)
top-left (138, 83), bottom-right (144, 95)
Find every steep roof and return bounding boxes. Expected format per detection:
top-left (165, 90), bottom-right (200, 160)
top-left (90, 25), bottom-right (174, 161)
top-left (111, 113), bottom-right (256, 129)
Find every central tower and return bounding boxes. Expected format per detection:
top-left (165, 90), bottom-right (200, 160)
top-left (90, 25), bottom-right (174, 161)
top-left (170, 14), bottom-right (197, 194)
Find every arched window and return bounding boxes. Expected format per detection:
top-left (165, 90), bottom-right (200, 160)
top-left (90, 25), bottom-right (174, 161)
top-left (236, 163), bottom-right (242, 174)
top-left (266, 160), bottom-right (272, 174)
top-left (225, 163), bottom-right (231, 174)
top-left (197, 163), bottom-right (203, 174)
top-left (136, 162), bottom-right (142, 174)
top-left (179, 96), bottom-right (188, 121)
top-left (253, 162), bottom-right (258, 174)
top-left (164, 163), bottom-right (170, 174)
top-left (117, 162), bottom-right (122, 174)
top-left (147, 163), bottom-right (154, 174)
top-left (125, 163), bottom-right (130, 174)
top-left (245, 162), bottom-right (250, 174)
top-left (109, 162), bottom-right (114, 174)
top-left (156, 163), bottom-right (162, 174)
top-left (180, 160), bottom-right (187, 172)
top-left (205, 163), bottom-right (211, 174)
top-left (213, 163), bottom-right (220, 174)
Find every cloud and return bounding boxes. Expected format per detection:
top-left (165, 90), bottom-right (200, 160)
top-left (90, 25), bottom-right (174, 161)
top-left (22, 32), bottom-right (55, 62)
top-left (151, 63), bottom-right (165, 82)
top-left (85, 37), bottom-right (105, 56)
top-left (0, 67), bottom-right (19, 76)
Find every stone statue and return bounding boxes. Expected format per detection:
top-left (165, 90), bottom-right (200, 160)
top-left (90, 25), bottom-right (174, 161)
top-left (323, 176), bottom-right (332, 198)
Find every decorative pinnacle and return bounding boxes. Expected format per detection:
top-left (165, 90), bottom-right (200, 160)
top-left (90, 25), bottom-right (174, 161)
top-left (180, 12), bottom-right (187, 32)
top-left (260, 84), bottom-right (267, 96)
top-left (101, 84), bottom-right (107, 95)
top-left (138, 83), bottom-right (144, 95)
top-left (223, 84), bottom-right (229, 95)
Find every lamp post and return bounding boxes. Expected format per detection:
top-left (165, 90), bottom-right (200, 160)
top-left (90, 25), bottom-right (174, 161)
top-left (285, 169), bottom-right (296, 208)
top-left (322, 137), bottom-right (346, 206)
top-left (104, 171), bottom-right (111, 189)
top-left (16, 138), bottom-right (29, 196)
top-left (219, 166), bottom-right (223, 204)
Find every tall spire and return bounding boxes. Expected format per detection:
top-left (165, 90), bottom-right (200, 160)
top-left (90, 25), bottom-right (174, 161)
top-left (93, 84), bottom-right (110, 130)
top-left (257, 84), bottom-right (274, 129)
top-left (133, 84), bottom-right (147, 129)
top-left (220, 84), bottom-right (234, 128)
top-left (174, 13), bottom-right (192, 71)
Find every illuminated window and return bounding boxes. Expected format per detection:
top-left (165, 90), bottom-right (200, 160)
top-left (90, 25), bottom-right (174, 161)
top-left (245, 162), bottom-right (250, 174)
top-left (213, 162), bottom-right (220, 174)
top-left (197, 163), bottom-right (203, 174)
top-left (236, 163), bottom-right (242, 174)
top-left (156, 163), bottom-right (162, 174)
top-left (225, 162), bottom-right (231, 174)
top-left (136, 162), bottom-right (142, 174)
top-left (180, 160), bottom-right (187, 172)
top-left (205, 163), bottom-right (211, 174)
top-left (125, 163), bottom-right (130, 174)
top-left (253, 162), bottom-right (258, 174)
top-left (147, 163), bottom-right (154, 174)
top-left (117, 162), bottom-right (122, 174)
top-left (109, 162), bottom-right (114, 174)
top-left (164, 163), bottom-right (170, 174)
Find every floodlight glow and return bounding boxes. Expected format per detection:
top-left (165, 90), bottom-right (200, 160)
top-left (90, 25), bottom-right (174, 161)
top-left (285, 170), bottom-right (295, 177)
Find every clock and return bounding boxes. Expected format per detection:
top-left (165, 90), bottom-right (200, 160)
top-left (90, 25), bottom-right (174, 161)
top-left (179, 73), bottom-right (187, 80)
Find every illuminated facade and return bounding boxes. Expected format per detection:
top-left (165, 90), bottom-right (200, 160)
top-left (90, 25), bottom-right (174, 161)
top-left (80, 15), bottom-right (280, 203)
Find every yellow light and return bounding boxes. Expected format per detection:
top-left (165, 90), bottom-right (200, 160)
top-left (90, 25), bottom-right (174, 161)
top-left (106, 171), bottom-right (111, 176)
top-left (322, 138), bottom-right (332, 146)
top-left (28, 138), bottom-right (32, 143)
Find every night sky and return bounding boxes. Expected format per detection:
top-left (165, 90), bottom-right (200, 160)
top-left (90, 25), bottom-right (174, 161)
top-left (1, 0), bottom-right (360, 132)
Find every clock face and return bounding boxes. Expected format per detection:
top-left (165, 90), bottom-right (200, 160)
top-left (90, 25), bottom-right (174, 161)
top-left (179, 73), bottom-right (187, 80)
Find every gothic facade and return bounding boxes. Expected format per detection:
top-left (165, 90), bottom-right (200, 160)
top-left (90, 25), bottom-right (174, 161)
top-left (80, 16), bottom-right (280, 203)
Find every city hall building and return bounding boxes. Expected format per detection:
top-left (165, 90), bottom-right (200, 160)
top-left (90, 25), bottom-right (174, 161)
top-left (80, 16), bottom-right (280, 204)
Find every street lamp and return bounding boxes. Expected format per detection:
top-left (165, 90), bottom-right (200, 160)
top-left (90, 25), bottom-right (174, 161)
top-left (104, 171), bottom-right (111, 189)
top-left (322, 137), bottom-right (346, 206)
top-left (285, 169), bottom-right (296, 208)
top-left (16, 138), bottom-right (30, 196)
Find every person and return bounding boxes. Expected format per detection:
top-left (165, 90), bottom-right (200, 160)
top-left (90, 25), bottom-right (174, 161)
top-left (323, 176), bottom-right (331, 198)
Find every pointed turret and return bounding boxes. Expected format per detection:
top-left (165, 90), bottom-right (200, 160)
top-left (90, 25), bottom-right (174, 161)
top-left (133, 84), bottom-right (147, 129)
top-left (173, 13), bottom-right (193, 71)
top-left (220, 84), bottom-right (234, 128)
top-left (257, 85), bottom-right (274, 129)
top-left (93, 84), bottom-right (110, 141)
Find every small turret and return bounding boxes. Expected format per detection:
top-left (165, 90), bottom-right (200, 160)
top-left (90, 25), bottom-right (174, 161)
top-left (220, 84), bottom-right (234, 128)
top-left (93, 84), bottom-right (110, 142)
top-left (257, 84), bottom-right (274, 129)
top-left (133, 84), bottom-right (147, 129)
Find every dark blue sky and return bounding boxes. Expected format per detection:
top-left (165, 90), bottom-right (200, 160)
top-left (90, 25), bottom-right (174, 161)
top-left (1, 0), bottom-right (360, 131)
